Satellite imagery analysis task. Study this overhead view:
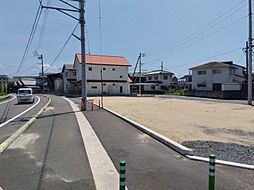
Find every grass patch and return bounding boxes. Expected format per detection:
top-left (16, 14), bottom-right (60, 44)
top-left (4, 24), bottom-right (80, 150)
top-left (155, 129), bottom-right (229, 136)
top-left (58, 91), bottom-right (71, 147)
top-left (0, 96), bottom-right (11, 102)
top-left (166, 89), bottom-right (184, 96)
top-left (0, 92), bottom-right (6, 96)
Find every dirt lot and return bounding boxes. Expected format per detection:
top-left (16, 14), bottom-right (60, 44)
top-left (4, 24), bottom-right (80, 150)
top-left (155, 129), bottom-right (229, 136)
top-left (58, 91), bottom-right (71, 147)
top-left (89, 96), bottom-right (254, 146)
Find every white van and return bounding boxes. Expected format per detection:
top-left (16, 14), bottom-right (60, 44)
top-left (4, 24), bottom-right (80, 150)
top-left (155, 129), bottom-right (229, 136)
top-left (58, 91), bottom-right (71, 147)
top-left (17, 88), bottom-right (34, 104)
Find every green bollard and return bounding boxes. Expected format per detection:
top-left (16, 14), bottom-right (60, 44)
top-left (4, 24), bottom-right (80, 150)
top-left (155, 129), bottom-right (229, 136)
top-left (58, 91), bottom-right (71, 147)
top-left (119, 161), bottom-right (126, 190)
top-left (209, 154), bottom-right (216, 190)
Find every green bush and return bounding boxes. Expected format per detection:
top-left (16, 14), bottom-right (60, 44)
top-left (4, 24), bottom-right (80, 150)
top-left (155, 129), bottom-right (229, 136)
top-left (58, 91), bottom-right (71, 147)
top-left (167, 88), bottom-right (184, 96)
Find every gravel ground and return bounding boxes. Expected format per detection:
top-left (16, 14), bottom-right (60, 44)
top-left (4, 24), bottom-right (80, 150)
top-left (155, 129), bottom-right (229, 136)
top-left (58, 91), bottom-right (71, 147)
top-left (182, 141), bottom-right (254, 165)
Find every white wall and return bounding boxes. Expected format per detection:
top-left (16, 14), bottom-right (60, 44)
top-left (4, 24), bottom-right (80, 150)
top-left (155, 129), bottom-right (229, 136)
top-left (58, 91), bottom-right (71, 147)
top-left (86, 82), bottom-right (128, 95)
top-left (192, 67), bottom-right (242, 91)
top-left (222, 83), bottom-right (241, 91)
top-left (75, 60), bottom-right (128, 82)
top-left (75, 59), bottom-right (130, 95)
top-left (145, 73), bottom-right (173, 85)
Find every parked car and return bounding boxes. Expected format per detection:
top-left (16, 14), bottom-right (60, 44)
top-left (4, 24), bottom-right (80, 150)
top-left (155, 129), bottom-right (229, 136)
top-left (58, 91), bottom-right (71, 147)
top-left (17, 88), bottom-right (34, 104)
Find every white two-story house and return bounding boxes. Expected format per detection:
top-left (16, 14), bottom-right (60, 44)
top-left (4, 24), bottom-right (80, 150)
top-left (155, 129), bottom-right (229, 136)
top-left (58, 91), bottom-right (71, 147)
top-left (143, 70), bottom-right (177, 93)
top-left (74, 53), bottom-right (131, 95)
top-left (190, 61), bottom-right (246, 91)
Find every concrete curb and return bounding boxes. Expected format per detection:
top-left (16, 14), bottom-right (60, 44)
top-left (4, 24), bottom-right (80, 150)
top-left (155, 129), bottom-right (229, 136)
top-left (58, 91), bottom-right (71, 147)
top-left (101, 106), bottom-right (193, 156)
top-left (85, 98), bottom-right (254, 170)
top-left (0, 95), bottom-right (51, 154)
top-left (186, 155), bottom-right (254, 170)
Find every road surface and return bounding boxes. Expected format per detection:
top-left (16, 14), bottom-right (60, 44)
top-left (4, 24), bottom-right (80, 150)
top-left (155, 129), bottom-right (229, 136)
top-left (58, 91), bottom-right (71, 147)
top-left (0, 94), bottom-right (253, 190)
top-left (0, 94), bottom-right (48, 144)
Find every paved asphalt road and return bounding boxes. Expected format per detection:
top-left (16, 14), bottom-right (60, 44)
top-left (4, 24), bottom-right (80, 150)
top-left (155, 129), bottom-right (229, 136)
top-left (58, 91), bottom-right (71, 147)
top-left (0, 95), bottom-right (253, 190)
top-left (0, 95), bottom-right (95, 190)
top-left (0, 94), bottom-right (48, 144)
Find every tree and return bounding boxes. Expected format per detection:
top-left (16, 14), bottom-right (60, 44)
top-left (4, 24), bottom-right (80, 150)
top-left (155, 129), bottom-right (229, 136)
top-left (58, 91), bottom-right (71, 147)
top-left (7, 81), bottom-right (14, 90)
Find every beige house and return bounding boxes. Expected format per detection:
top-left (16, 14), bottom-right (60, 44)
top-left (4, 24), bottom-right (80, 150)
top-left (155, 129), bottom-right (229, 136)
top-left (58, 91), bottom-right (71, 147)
top-left (62, 64), bottom-right (78, 94)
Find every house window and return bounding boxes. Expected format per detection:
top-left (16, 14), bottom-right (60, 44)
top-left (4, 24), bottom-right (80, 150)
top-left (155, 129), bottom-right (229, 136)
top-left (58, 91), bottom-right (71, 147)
top-left (113, 84), bottom-right (115, 86)
top-left (73, 72), bottom-right (76, 76)
top-left (148, 76), bottom-right (152, 80)
top-left (154, 76), bottom-right (158, 80)
top-left (120, 86), bottom-right (123, 93)
top-left (103, 68), bottom-right (106, 70)
top-left (198, 70), bottom-right (206, 75)
top-left (89, 67), bottom-right (92, 71)
top-left (103, 83), bottom-right (106, 86)
top-left (91, 86), bottom-right (97, 89)
top-left (66, 72), bottom-right (68, 77)
top-left (197, 82), bottom-right (206, 87)
top-left (151, 86), bottom-right (155, 90)
top-left (163, 76), bottom-right (168, 80)
top-left (161, 86), bottom-right (165, 90)
top-left (120, 75), bottom-right (122, 78)
top-left (112, 68), bottom-right (115, 71)
top-left (212, 70), bottom-right (221, 74)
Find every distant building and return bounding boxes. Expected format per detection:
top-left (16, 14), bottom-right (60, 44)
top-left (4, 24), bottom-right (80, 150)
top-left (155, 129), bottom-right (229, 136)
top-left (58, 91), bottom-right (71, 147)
top-left (190, 61), bottom-right (245, 91)
top-left (13, 75), bottom-right (48, 92)
top-left (74, 53), bottom-right (131, 95)
top-left (62, 64), bottom-right (77, 94)
top-left (142, 70), bottom-right (177, 94)
top-left (178, 74), bottom-right (192, 90)
top-left (46, 73), bottom-right (63, 93)
top-left (185, 61), bottom-right (248, 99)
top-left (0, 75), bottom-right (8, 91)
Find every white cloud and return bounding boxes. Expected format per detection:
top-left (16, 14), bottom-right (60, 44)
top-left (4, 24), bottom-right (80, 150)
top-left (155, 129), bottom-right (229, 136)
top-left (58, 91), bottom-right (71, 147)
top-left (0, 64), bottom-right (3, 68)
top-left (43, 64), bottom-right (57, 70)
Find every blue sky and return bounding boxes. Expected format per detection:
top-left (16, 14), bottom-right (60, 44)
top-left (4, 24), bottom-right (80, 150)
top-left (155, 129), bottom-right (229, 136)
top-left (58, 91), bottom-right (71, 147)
top-left (0, 0), bottom-right (250, 77)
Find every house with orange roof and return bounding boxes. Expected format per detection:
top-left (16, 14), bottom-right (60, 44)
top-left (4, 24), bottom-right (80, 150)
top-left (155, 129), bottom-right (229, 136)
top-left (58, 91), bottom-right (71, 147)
top-left (74, 53), bottom-right (131, 95)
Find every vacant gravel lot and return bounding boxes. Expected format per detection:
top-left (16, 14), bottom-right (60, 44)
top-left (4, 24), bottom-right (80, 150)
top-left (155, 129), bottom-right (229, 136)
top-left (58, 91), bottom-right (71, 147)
top-left (89, 96), bottom-right (254, 147)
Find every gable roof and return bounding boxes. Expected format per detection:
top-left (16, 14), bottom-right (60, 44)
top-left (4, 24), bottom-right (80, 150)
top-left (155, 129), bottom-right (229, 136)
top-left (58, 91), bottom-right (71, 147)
top-left (76, 53), bottom-right (131, 67)
top-left (190, 61), bottom-right (242, 70)
top-left (144, 70), bottom-right (174, 76)
top-left (61, 64), bottom-right (75, 73)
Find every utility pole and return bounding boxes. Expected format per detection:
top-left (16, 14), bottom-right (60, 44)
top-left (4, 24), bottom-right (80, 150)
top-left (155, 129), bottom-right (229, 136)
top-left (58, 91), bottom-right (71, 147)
top-left (246, 41), bottom-right (249, 74)
top-left (139, 53), bottom-right (142, 95)
top-left (34, 51), bottom-right (44, 93)
top-left (161, 61), bottom-right (164, 71)
top-left (80, 0), bottom-right (87, 110)
top-left (138, 53), bottom-right (146, 95)
top-left (248, 0), bottom-right (253, 105)
top-left (40, 54), bottom-right (44, 93)
top-left (42, 0), bottom-right (87, 110)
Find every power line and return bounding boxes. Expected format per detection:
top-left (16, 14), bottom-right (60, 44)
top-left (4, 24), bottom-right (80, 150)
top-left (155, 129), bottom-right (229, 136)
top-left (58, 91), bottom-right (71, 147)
top-left (147, 0), bottom-right (246, 57)
top-left (16, 4), bottom-right (43, 73)
top-left (37, 0), bottom-right (51, 51)
top-left (98, 0), bottom-right (102, 56)
top-left (85, 23), bottom-right (91, 54)
top-left (161, 14), bottom-right (248, 59)
top-left (44, 23), bottom-right (79, 72)
top-left (164, 47), bottom-right (242, 71)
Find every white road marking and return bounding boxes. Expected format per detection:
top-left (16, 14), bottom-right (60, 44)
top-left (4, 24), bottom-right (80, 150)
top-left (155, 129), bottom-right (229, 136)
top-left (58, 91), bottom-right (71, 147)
top-left (0, 95), bottom-right (16, 105)
top-left (64, 97), bottom-right (124, 190)
top-left (0, 95), bottom-right (40, 128)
